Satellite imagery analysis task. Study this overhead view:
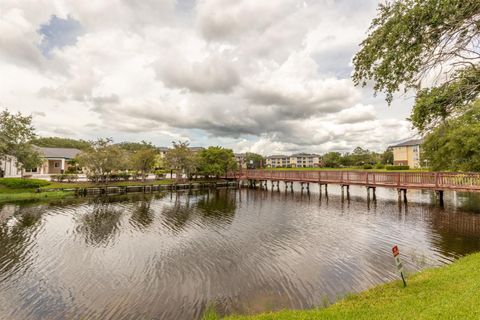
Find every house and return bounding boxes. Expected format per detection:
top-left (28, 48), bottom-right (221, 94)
top-left (289, 153), bottom-right (321, 168)
top-left (266, 155), bottom-right (290, 168)
top-left (158, 147), bottom-right (169, 158)
top-left (25, 147), bottom-right (82, 175)
top-left (0, 155), bottom-right (22, 177)
top-left (234, 153), bottom-right (247, 169)
top-left (390, 139), bottom-right (423, 168)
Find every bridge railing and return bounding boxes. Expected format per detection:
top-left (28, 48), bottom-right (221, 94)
top-left (227, 170), bottom-right (480, 191)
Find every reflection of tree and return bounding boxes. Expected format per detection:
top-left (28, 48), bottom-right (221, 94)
top-left (160, 190), bottom-right (238, 232)
top-left (79, 200), bottom-right (122, 247)
top-left (129, 198), bottom-right (154, 230)
top-left (197, 190), bottom-right (236, 224)
top-left (430, 207), bottom-right (480, 256)
top-left (0, 207), bottom-right (44, 277)
top-left (161, 194), bottom-right (193, 233)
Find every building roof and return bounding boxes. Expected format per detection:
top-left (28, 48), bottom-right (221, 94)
top-left (390, 139), bottom-right (423, 148)
top-left (267, 155), bottom-right (289, 159)
top-left (291, 153), bottom-right (320, 157)
top-left (34, 146), bottom-right (81, 159)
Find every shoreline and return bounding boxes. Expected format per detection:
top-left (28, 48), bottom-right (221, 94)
top-left (205, 252), bottom-right (480, 320)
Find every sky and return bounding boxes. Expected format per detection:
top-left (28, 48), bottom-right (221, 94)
top-left (0, 0), bottom-right (418, 155)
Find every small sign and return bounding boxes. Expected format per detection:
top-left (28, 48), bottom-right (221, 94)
top-left (392, 245), bottom-right (407, 287)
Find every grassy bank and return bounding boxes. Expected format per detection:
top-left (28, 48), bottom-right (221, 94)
top-left (206, 253), bottom-right (480, 320)
top-left (0, 178), bottom-right (220, 203)
top-left (0, 190), bottom-right (74, 202)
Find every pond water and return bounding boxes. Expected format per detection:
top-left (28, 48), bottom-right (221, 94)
top-left (0, 185), bottom-right (480, 319)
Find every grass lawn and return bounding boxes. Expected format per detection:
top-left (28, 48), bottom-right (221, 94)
top-left (0, 186), bottom-right (74, 202)
top-left (45, 179), bottom-right (177, 189)
top-left (205, 253), bottom-right (480, 320)
top-left (0, 178), bottom-right (223, 203)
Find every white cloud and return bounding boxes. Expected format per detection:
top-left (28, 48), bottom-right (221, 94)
top-left (0, 0), bottom-right (416, 155)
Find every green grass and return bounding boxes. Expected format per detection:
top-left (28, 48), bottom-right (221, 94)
top-left (207, 253), bottom-right (480, 320)
top-left (0, 190), bottom-right (74, 203)
top-left (45, 179), bottom-right (177, 189)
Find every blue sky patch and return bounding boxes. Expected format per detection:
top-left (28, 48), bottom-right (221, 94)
top-left (38, 15), bottom-right (84, 57)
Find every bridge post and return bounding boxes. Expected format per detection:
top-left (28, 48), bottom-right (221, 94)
top-left (435, 190), bottom-right (444, 206)
top-left (397, 188), bottom-right (407, 203)
top-left (306, 183), bottom-right (310, 191)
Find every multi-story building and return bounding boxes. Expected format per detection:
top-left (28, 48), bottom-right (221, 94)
top-left (266, 155), bottom-right (290, 168)
top-left (234, 153), bottom-right (247, 169)
top-left (391, 139), bottom-right (423, 168)
top-left (266, 153), bottom-right (321, 168)
top-left (289, 153), bottom-right (321, 168)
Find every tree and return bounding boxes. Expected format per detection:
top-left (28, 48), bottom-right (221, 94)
top-left (128, 142), bottom-right (158, 182)
top-left (164, 141), bottom-right (196, 180)
top-left (32, 136), bottom-right (90, 150)
top-left (422, 101), bottom-right (480, 171)
top-left (76, 138), bottom-right (126, 183)
top-left (198, 147), bottom-right (237, 178)
top-left (323, 152), bottom-right (342, 167)
top-left (353, 0), bottom-right (480, 132)
top-left (244, 152), bottom-right (264, 169)
top-left (0, 109), bottom-right (42, 175)
top-left (381, 148), bottom-right (394, 165)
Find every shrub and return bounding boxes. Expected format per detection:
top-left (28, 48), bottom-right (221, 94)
top-left (66, 174), bottom-right (79, 182)
top-left (51, 174), bottom-right (79, 182)
top-left (154, 169), bottom-right (167, 179)
top-left (50, 174), bottom-right (65, 182)
top-left (0, 178), bottom-right (50, 189)
top-left (363, 164), bottom-right (373, 169)
top-left (386, 165), bottom-right (410, 170)
top-left (375, 163), bottom-right (385, 169)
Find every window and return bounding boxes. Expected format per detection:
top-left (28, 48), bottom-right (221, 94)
top-left (54, 162), bottom-right (60, 168)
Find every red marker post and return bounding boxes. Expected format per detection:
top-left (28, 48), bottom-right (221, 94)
top-left (392, 245), bottom-right (407, 287)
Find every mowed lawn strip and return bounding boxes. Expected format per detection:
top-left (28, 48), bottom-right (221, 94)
top-left (218, 253), bottom-right (480, 320)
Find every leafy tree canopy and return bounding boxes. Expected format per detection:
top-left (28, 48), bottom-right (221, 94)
top-left (0, 109), bottom-right (42, 172)
top-left (198, 146), bottom-right (237, 177)
top-left (32, 136), bottom-right (90, 150)
top-left (422, 101), bottom-right (480, 172)
top-left (353, 0), bottom-right (480, 132)
top-left (76, 138), bottom-right (127, 182)
top-left (245, 152), bottom-right (265, 169)
top-left (164, 141), bottom-right (196, 179)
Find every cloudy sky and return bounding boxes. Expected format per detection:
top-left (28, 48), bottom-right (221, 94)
top-left (0, 0), bottom-right (417, 155)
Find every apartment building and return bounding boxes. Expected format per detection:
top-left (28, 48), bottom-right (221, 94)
top-left (290, 153), bottom-right (321, 168)
top-left (391, 139), bottom-right (423, 168)
top-left (265, 155), bottom-right (290, 168)
top-left (266, 153), bottom-right (321, 168)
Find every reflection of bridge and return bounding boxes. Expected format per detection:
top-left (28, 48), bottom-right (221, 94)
top-left (227, 170), bottom-right (480, 203)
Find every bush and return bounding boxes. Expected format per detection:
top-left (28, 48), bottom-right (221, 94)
top-left (51, 174), bottom-right (79, 182)
top-left (375, 163), bottom-right (385, 169)
top-left (386, 165), bottom-right (410, 170)
top-left (363, 164), bottom-right (373, 169)
top-left (0, 178), bottom-right (50, 189)
top-left (154, 169), bottom-right (167, 179)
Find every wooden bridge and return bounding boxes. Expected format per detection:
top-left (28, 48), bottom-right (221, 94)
top-left (226, 170), bottom-right (480, 203)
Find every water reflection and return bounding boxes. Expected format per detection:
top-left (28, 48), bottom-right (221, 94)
top-left (0, 188), bottom-right (479, 320)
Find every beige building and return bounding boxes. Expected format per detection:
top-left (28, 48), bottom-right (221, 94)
top-left (26, 147), bottom-right (81, 175)
top-left (0, 155), bottom-right (22, 177)
top-left (266, 153), bottom-right (321, 168)
top-left (391, 139), bottom-right (423, 168)
top-left (266, 155), bottom-right (289, 168)
top-left (290, 153), bottom-right (321, 168)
